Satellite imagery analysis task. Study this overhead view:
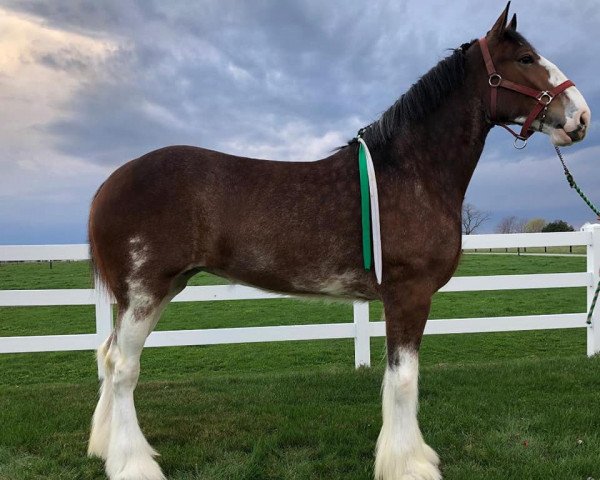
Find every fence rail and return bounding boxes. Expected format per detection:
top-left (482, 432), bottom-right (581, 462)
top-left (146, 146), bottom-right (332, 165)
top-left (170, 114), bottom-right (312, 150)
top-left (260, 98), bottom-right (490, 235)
top-left (1, 227), bottom-right (599, 367)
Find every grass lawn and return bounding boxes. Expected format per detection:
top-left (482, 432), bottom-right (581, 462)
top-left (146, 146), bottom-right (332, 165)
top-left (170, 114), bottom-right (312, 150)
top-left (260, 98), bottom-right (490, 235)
top-left (0, 254), bottom-right (599, 480)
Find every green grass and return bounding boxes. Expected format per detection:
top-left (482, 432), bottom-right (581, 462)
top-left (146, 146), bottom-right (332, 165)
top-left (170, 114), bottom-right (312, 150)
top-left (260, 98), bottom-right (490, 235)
top-left (0, 255), bottom-right (598, 479)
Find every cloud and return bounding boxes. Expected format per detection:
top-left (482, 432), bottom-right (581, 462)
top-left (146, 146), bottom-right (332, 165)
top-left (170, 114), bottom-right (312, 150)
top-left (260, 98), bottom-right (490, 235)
top-left (0, 0), bottom-right (599, 243)
top-left (0, 7), bottom-right (118, 143)
top-left (0, 7), bottom-right (117, 243)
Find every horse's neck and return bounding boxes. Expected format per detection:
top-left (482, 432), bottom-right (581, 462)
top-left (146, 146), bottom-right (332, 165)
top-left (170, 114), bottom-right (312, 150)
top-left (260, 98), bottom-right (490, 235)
top-left (382, 85), bottom-right (490, 205)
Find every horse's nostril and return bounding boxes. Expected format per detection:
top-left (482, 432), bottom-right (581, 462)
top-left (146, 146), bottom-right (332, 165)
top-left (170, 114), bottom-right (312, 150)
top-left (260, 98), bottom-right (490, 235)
top-left (580, 110), bottom-right (591, 128)
top-left (566, 122), bottom-right (586, 141)
top-left (567, 129), bottom-right (580, 141)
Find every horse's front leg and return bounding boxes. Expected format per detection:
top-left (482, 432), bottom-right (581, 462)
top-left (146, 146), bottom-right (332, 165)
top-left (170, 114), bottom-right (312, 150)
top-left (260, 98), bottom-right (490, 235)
top-left (375, 286), bottom-right (441, 480)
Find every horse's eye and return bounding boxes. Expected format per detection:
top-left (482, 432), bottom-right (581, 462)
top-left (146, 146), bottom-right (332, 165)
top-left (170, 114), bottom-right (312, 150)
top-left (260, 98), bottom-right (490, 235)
top-left (518, 55), bottom-right (534, 65)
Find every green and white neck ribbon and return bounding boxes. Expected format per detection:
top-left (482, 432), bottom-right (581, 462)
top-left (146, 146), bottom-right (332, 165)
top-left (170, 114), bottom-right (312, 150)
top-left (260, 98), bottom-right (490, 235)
top-left (357, 137), bottom-right (382, 284)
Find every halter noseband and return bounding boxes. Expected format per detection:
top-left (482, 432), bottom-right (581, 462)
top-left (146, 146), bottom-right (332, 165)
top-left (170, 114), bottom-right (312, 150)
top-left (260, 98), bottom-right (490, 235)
top-left (478, 37), bottom-right (574, 148)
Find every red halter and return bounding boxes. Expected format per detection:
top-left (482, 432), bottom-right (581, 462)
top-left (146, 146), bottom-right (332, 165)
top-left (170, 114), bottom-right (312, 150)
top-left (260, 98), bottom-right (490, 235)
top-left (478, 37), bottom-right (574, 148)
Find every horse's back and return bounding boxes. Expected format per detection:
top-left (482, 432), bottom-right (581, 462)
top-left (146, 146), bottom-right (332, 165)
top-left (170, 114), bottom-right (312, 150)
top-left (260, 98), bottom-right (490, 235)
top-left (90, 144), bottom-right (347, 240)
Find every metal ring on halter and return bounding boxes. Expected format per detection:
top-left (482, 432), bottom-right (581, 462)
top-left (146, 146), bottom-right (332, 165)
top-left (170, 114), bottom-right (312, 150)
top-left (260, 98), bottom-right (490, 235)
top-left (538, 91), bottom-right (553, 105)
top-left (513, 136), bottom-right (528, 149)
top-left (488, 73), bottom-right (502, 87)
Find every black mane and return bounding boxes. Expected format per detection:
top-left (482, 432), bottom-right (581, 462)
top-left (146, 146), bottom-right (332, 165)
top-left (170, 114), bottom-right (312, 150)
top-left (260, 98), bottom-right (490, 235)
top-left (349, 40), bottom-right (475, 148)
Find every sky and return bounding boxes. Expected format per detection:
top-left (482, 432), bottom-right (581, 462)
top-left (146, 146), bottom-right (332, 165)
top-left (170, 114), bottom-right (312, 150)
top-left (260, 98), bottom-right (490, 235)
top-left (1, 0), bottom-right (599, 244)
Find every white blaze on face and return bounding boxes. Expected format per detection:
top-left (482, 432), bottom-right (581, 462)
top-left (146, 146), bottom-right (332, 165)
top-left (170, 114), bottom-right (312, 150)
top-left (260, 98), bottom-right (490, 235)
top-left (538, 56), bottom-right (591, 145)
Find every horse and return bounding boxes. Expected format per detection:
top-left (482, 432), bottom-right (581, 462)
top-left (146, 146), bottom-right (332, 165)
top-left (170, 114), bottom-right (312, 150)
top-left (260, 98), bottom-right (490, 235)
top-left (86, 4), bottom-right (590, 480)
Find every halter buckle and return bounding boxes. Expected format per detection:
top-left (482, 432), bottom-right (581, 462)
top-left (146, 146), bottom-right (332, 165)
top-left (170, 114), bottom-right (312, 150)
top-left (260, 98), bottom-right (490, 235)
top-left (488, 73), bottom-right (502, 87)
top-left (538, 91), bottom-right (553, 105)
top-left (513, 136), bottom-right (528, 150)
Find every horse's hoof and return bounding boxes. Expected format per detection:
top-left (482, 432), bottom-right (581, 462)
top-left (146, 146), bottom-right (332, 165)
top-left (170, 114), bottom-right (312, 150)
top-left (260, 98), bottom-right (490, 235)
top-left (106, 448), bottom-right (164, 480)
top-left (374, 443), bottom-right (441, 480)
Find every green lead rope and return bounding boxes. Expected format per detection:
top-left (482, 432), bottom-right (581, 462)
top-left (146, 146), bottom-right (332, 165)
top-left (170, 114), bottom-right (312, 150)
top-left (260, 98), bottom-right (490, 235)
top-left (556, 146), bottom-right (600, 218)
top-left (358, 140), bottom-right (372, 271)
top-left (589, 283), bottom-right (600, 326)
top-left (555, 146), bottom-right (600, 325)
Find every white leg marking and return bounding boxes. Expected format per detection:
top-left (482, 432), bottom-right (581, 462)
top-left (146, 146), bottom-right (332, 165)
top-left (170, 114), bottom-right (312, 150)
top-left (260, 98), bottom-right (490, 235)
top-left (375, 349), bottom-right (440, 480)
top-left (104, 292), bottom-right (168, 480)
top-left (88, 336), bottom-right (114, 459)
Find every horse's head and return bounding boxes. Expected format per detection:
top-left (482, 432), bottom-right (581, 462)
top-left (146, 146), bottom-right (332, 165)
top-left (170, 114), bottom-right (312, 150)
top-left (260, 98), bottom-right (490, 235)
top-left (475, 3), bottom-right (590, 147)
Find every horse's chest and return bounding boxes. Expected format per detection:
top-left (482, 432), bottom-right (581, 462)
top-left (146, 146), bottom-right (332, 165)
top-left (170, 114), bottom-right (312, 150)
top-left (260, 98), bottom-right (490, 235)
top-left (384, 210), bottom-right (462, 289)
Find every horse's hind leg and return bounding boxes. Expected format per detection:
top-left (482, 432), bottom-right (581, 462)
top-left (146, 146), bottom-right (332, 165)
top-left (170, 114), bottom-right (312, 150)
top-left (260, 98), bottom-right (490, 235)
top-left (87, 259), bottom-right (183, 480)
top-left (100, 289), bottom-right (172, 480)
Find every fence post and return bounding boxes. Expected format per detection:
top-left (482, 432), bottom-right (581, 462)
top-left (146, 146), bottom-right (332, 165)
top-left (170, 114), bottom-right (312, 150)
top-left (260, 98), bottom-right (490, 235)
top-left (586, 224), bottom-right (600, 357)
top-left (94, 283), bottom-right (113, 377)
top-left (353, 301), bottom-right (371, 368)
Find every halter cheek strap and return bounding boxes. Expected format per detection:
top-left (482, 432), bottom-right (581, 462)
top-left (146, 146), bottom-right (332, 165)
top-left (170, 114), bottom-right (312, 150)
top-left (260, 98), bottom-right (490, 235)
top-left (478, 37), bottom-right (574, 146)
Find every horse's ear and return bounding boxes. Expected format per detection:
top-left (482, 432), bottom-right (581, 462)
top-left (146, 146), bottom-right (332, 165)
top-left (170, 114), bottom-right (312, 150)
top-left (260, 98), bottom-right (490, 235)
top-left (508, 13), bottom-right (517, 31)
top-left (487, 2), bottom-right (511, 38)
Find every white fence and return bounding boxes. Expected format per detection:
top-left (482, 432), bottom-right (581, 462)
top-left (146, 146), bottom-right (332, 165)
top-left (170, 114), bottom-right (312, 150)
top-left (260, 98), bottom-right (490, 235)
top-left (1, 226), bottom-right (599, 368)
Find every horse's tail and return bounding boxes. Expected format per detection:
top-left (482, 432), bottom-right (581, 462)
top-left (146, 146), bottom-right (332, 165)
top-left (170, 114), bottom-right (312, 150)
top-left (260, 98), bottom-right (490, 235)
top-left (88, 181), bottom-right (112, 298)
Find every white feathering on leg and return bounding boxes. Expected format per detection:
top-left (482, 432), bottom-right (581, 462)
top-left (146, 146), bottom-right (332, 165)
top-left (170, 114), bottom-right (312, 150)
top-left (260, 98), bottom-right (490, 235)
top-left (103, 279), bottom-right (167, 480)
top-left (374, 349), bottom-right (440, 480)
top-left (88, 336), bottom-right (114, 459)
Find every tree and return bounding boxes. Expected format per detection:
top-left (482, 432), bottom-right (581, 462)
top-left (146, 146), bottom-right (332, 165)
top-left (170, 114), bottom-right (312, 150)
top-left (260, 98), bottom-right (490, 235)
top-left (541, 220), bottom-right (574, 232)
top-left (523, 218), bottom-right (547, 233)
top-left (495, 216), bottom-right (526, 234)
top-left (462, 203), bottom-right (491, 235)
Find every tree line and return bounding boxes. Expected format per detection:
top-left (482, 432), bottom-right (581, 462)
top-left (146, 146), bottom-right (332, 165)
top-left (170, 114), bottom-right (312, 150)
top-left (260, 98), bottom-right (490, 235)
top-left (462, 203), bottom-right (575, 235)
top-left (494, 216), bottom-right (574, 234)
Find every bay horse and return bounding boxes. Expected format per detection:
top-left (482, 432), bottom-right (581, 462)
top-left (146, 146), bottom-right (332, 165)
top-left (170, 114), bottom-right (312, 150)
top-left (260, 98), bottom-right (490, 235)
top-left (87, 5), bottom-right (590, 480)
